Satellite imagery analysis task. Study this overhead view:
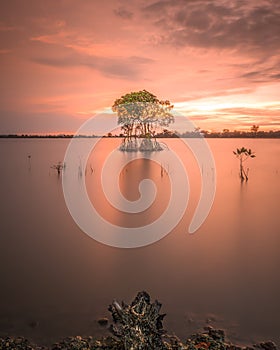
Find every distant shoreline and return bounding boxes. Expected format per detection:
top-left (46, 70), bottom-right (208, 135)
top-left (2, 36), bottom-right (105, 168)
top-left (0, 132), bottom-right (280, 139)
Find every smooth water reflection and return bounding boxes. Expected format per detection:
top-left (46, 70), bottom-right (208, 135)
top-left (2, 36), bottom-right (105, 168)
top-left (0, 138), bottom-right (279, 346)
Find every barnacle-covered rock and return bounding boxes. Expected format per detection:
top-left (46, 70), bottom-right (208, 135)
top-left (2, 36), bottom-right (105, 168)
top-left (0, 336), bottom-right (44, 350)
top-left (185, 326), bottom-right (228, 350)
top-left (51, 335), bottom-right (123, 350)
top-left (0, 292), bottom-right (278, 350)
top-left (184, 326), bottom-right (278, 350)
top-left (108, 290), bottom-right (169, 349)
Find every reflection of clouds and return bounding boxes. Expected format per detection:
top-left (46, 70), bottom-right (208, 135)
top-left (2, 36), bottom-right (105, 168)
top-left (62, 109), bottom-right (216, 247)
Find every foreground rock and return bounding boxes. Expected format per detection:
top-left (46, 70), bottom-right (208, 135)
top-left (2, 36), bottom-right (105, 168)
top-left (0, 291), bottom-right (278, 350)
top-left (0, 336), bottom-right (45, 350)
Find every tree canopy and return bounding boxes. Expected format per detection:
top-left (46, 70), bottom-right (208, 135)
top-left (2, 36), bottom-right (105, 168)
top-left (112, 90), bottom-right (174, 141)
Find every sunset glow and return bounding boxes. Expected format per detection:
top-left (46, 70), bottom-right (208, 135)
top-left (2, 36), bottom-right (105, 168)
top-left (0, 0), bottom-right (279, 133)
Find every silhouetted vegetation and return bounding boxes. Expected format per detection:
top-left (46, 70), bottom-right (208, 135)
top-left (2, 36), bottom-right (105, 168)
top-left (233, 147), bottom-right (256, 181)
top-left (0, 129), bottom-right (279, 139)
top-left (199, 129), bottom-right (280, 138)
top-left (51, 161), bottom-right (65, 176)
top-left (112, 90), bottom-right (174, 151)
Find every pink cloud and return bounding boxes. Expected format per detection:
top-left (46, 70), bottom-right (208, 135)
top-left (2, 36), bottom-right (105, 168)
top-left (0, 0), bottom-right (279, 133)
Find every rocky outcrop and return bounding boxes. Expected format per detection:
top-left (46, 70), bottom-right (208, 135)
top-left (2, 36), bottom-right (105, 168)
top-left (0, 291), bottom-right (278, 350)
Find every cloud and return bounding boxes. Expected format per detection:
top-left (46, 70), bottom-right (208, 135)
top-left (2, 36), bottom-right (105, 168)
top-left (271, 73), bottom-right (280, 80)
top-left (0, 49), bottom-right (11, 54)
top-left (240, 68), bottom-right (280, 82)
top-left (142, 0), bottom-right (280, 55)
top-left (0, 23), bottom-right (20, 31)
top-left (217, 106), bottom-right (280, 118)
top-left (175, 87), bottom-right (256, 102)
top-left (114, 6), bottom-right (133, 19)
top-left (32, 48), bottom-right (155, 80)
top-left (0, 0), bottom-right (279, 133)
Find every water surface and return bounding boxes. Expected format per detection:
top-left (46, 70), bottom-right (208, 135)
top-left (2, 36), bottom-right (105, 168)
top-left (0, 138), bottom-right (279, 346)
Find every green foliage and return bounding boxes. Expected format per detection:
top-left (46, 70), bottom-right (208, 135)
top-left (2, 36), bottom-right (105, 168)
top-left (112, 89), bottom-right (159, 106)
top-left (112, 90), bottom-right (174, 135)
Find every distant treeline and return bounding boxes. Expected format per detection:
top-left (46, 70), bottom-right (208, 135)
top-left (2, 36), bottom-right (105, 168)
top-left (160, 129), bottom-right (280, 138)
top-left (0, 134), bottom-right (96, 138)
top-left (1, 130), bottom-right (280, 138)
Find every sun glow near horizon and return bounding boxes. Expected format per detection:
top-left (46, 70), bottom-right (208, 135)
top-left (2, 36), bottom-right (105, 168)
top-left (0, 1), bottom-right (280, 134)
top-left (173, 83), bottom-right (280, 131)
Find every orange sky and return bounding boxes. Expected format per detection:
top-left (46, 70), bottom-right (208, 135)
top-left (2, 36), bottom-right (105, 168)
top-left (0, 0), bottom-right (279, 133)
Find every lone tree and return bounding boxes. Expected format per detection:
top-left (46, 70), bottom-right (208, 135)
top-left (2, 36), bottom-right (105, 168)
top-left (251, 124), bottom-right (259, 136)
top-left (112, 90), bottom-right (174, 151)
top-left (233, 147), bottom-right (256, 182)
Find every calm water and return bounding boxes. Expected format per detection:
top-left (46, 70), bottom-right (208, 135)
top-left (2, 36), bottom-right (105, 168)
top-left (0, 138), bottom-right (279, 346)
